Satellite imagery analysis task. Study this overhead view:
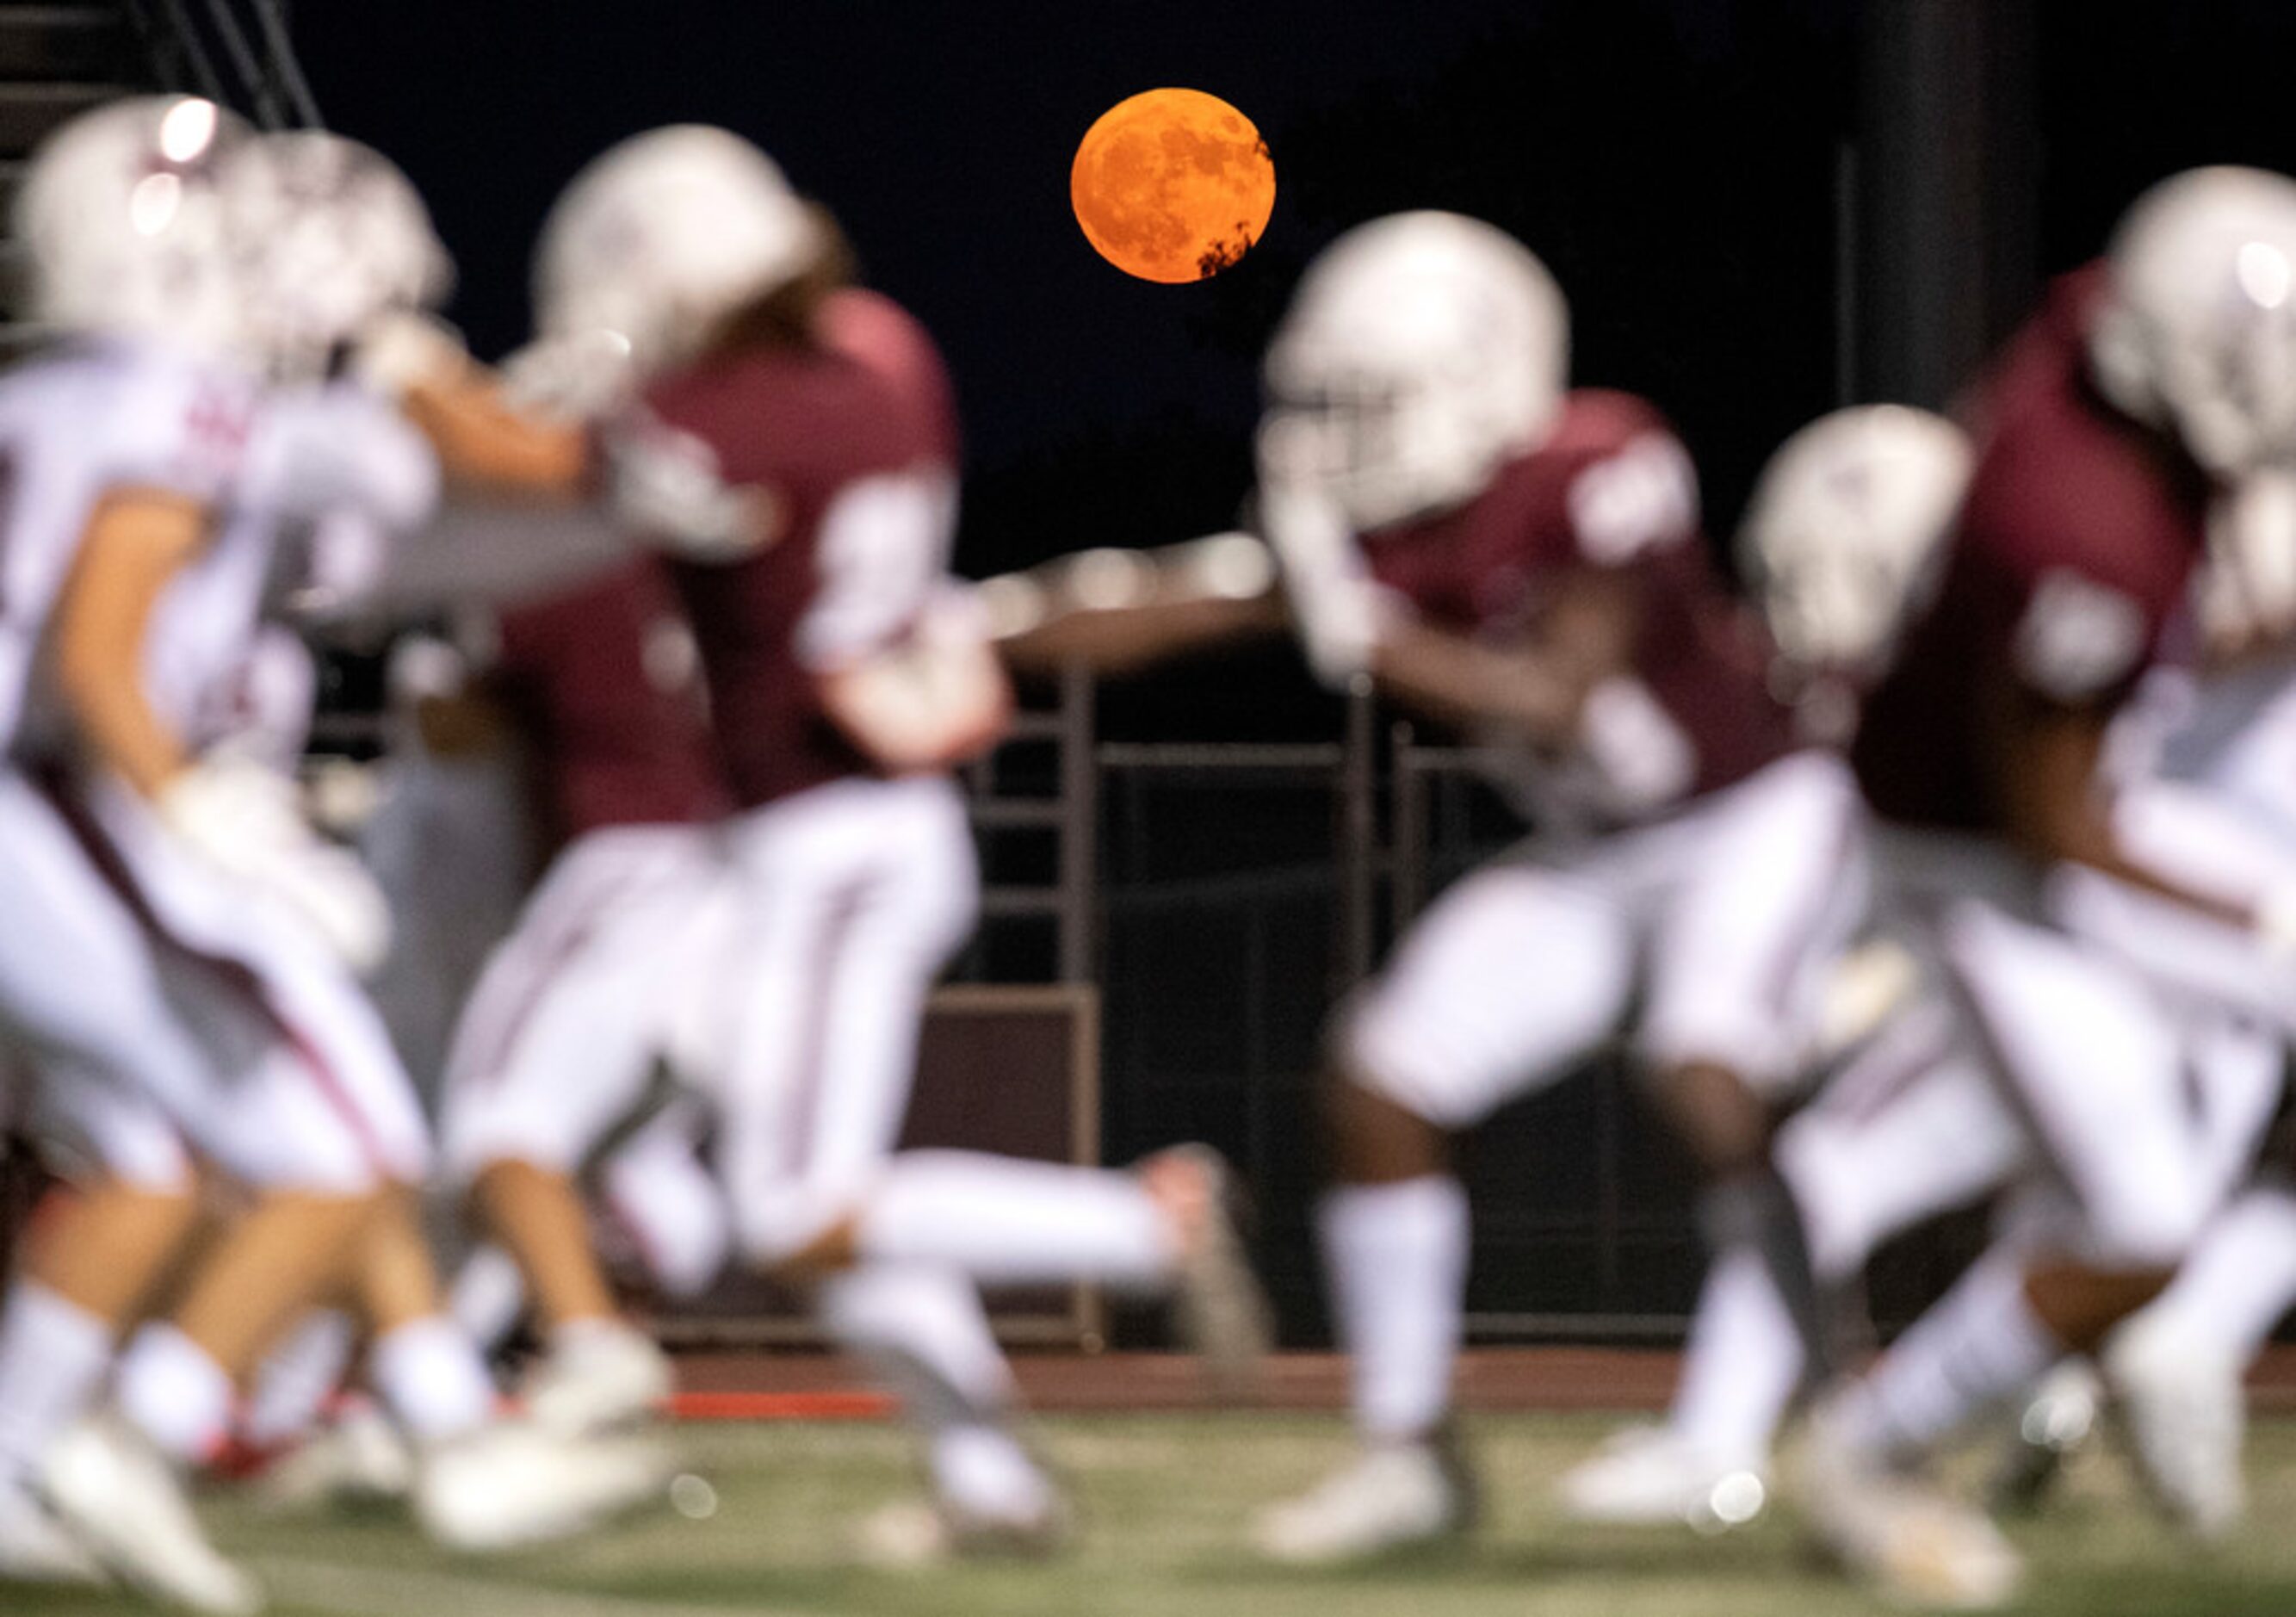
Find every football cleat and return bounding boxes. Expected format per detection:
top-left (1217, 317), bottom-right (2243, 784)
top-left (1141, 1145), bottom-right (1275, 1402)
top-left (1556, 1424), bottom-right (1770, 1532)
top-left (248, 1401), bottom-right (417, 1513)
top-left (1988, 1359), bottom-right (2101, 1515)
top-left (0, 1473), bottom-right (106, 1586)
top-left (412, 1421), bottom-right (671, 1552)
top-left (521, 1321), bottom-right (676, 1438)
top-left (1255, 1438), bottom-right (1475, 1564)
top-left (39, 1412), bottom-right (263, 1614)
top-left (1794, 1401), bottom-right (2022, 1611)
top-left (2101, 1314), bottom-right (2247, 1539)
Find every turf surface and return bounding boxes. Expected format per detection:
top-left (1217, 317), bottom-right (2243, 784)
top-left (15, 1413), bottom-right (2296, 1616)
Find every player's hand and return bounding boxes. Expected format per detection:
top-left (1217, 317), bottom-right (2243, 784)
top-left (2256, 886), bottom-right (2296, 960)
top-left (1252, 452), bottom-right (1389, 689)
top-left (499, 330), bottom-right (638, 424)
top-left (158, 759), bottom-right (393, 974)
top-left (348, 309), bottom-right (472, 399)
top-left (822, 593), bottom-right (1014, 772)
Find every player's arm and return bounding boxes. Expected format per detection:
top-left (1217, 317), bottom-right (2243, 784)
top-left (49, 489), bottom-right (210, 796)
top-left (989, 534), bottom-right (1290, 678)
top-left (820, 614), bottom-right (1014, 773)
top-left (398, 369), bottom-right (590, 501)
top-left (1987, 687), bottom-right (2253, 928)
top-left (353, 317), bottom-right (591, 501)
top-left (1369, 568), bottom-right (1640, 745)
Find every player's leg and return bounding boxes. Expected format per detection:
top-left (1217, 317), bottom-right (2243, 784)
top-left (445, 830), bottom-right (724, 1431)
top-left (1797, 902), bottom-right (2218, 1605)
top-left (2084, 1032), bottom-right (2290, 1540)
top-left (1565, 754), bottom-right (1870, 1525)
top-left (1636, 753), bottom-right (1868, 1385)
top-left (1255, 860), bottom-right (1635, 1562)
top-left (596, 1097), bottom-right (733, 1304)
top-left (0, 1068), bottom-right (197, 1585)
top-left (1573, 1005), bottom-right (2032, 1526)
top-left (2114, 1168), bottom-right (2296, 1392)
top-left (720, 782), bottom-right (1259, 1551)
top-left (56, 780), bottom-right (659, 1580)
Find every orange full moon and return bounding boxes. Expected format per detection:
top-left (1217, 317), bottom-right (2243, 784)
top-left (1071, 89), bottom-right (1275, 283)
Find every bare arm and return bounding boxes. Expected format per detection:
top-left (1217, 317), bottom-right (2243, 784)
top-left (990, 534), bottom-right (1291, 678)
top-left (999, 590), bottom-right (1289, 677)
top-left (399, 369), bottom-right (590, 502)
top-left (1988, 691), bottom-right (2252, 928)
top-left (51, 490), bottom-right (211, 796)
top-left (1371, 569), bottom-right (1640, 747)
top-left (820, 631), bottom-right (1014, 772)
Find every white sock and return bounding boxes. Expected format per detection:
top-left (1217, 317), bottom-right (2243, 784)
top-left (1321, 1177), bottom-right (1470, 1444)
top-left (547, 1316), bottom-right (653, 1362)
top-left (368, 1317), bottom-right (494, 1444)
top-left (0, 1282), bottom-right (113, 1478)
top-left (821, 1262), bottom-right (1044, 1521)
top-left (1832, 1247), bottom-right (2061, 1468)
top-left (116, 1323), bottom-right (235, 1465)
top-left (448, 1244), bottom-right (529, 1357)
top-left (2139, 1180), bottom-right (2296, 1360)
top-left (930, 1424), bottom-right (1054, 1525)
top-left (857, 1151), bottom-right (1176, 1291)
top-left (243, 1309), bottom-right (358, 1450)
top-left (820, 1263), bottom-right (1017, 1431)
top-left (602, 1139), bottom-right (733, 1300)
top-left (1669, 1246), bottom-right (1801, 1460)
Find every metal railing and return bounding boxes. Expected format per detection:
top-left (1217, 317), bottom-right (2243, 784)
top-left (125, 0), bottom-right (318, 127)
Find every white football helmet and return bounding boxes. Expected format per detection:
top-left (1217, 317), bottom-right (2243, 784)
top-left (2090, 165), bottom-right (2296, 479)
top-left (1260, 211), bottom-right (1568, 533)
top-left (532, 125), bottom-right (821, 380)
top-left (14, 96), bottom-right (251, 358)
top-left (1737, 405), bottom-right (1971, 677)
top-left (220, 130), bottom-right (452, 381)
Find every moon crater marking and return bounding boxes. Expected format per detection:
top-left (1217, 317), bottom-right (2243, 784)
top-left (1071, 89), bottom-right (1275, 283)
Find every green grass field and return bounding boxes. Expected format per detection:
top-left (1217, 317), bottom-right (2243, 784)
top-left (17, 1413), bottom-right (2296, 1617)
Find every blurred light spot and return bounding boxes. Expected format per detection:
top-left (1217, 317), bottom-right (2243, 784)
top-left (977, 574), bottom-right (1048, 639)
top-left (128, 172), bottom-right (181, 237)
top-left (1198, 532), bottom-right (1276, 599)
top-left (1069, 548), bottom-right (1152, 609)
top-left (1699, 1471), bottom-right (1766, 1533)
top-left (2239, 241), bottom-right (2292, 309)
top-left (669, 1473), bottom-right (719, 1520)
top-left (158, 98), bottom-right (218, 163)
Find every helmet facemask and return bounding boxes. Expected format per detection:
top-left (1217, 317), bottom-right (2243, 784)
top-left (225, 133), bottom-right (453, 383)
top-left (1261, 211), bottom-right (1568, 536)
top-left (2091, 166), bottom-right (2296, 480)
top-left (16, 96), bottom-right (254, 362)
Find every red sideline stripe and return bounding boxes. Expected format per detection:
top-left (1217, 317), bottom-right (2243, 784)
top-left (670, 1390), bottom-right (894, 1422)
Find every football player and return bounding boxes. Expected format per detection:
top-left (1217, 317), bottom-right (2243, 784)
top-left (1788, 166), bottom-right (2296, 1607)
top-left (0, 113), bottom-right (653, 1610)
top-left (1556, 404), bottom-right (1975, 1528)
top-left (1210, 213), bottom-right (1866, 1565)
top-left (378, 125), bottom-right (1272, 1555)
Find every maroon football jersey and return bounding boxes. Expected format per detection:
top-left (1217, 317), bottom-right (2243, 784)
top-left (1854, 270), bottom-right (2208, 832)
top-left (623, 295), bottom-right (959, 808)
top-left (1363, 389), bottom-right (1797, 811)
top-left (490, 558), bottom-right (727, 842)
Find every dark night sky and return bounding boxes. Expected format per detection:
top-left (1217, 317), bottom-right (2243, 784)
top-left (291, 0), bottom-right (2296, 583)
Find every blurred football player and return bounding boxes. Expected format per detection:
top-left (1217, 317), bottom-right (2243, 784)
top-left (1785, 166), bottom-right (2296, 1607)
top-left (0, 113), bottom-right (654, 1610)
top-left (1221, 213), bottom-right (1866, 1564)
top-left (1556, 404), bottom-right (1974, 1529)
top-left (381, 124), bottom-right (1272, 1554)
top-left (429, 548), bottom-right (733, 1434)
